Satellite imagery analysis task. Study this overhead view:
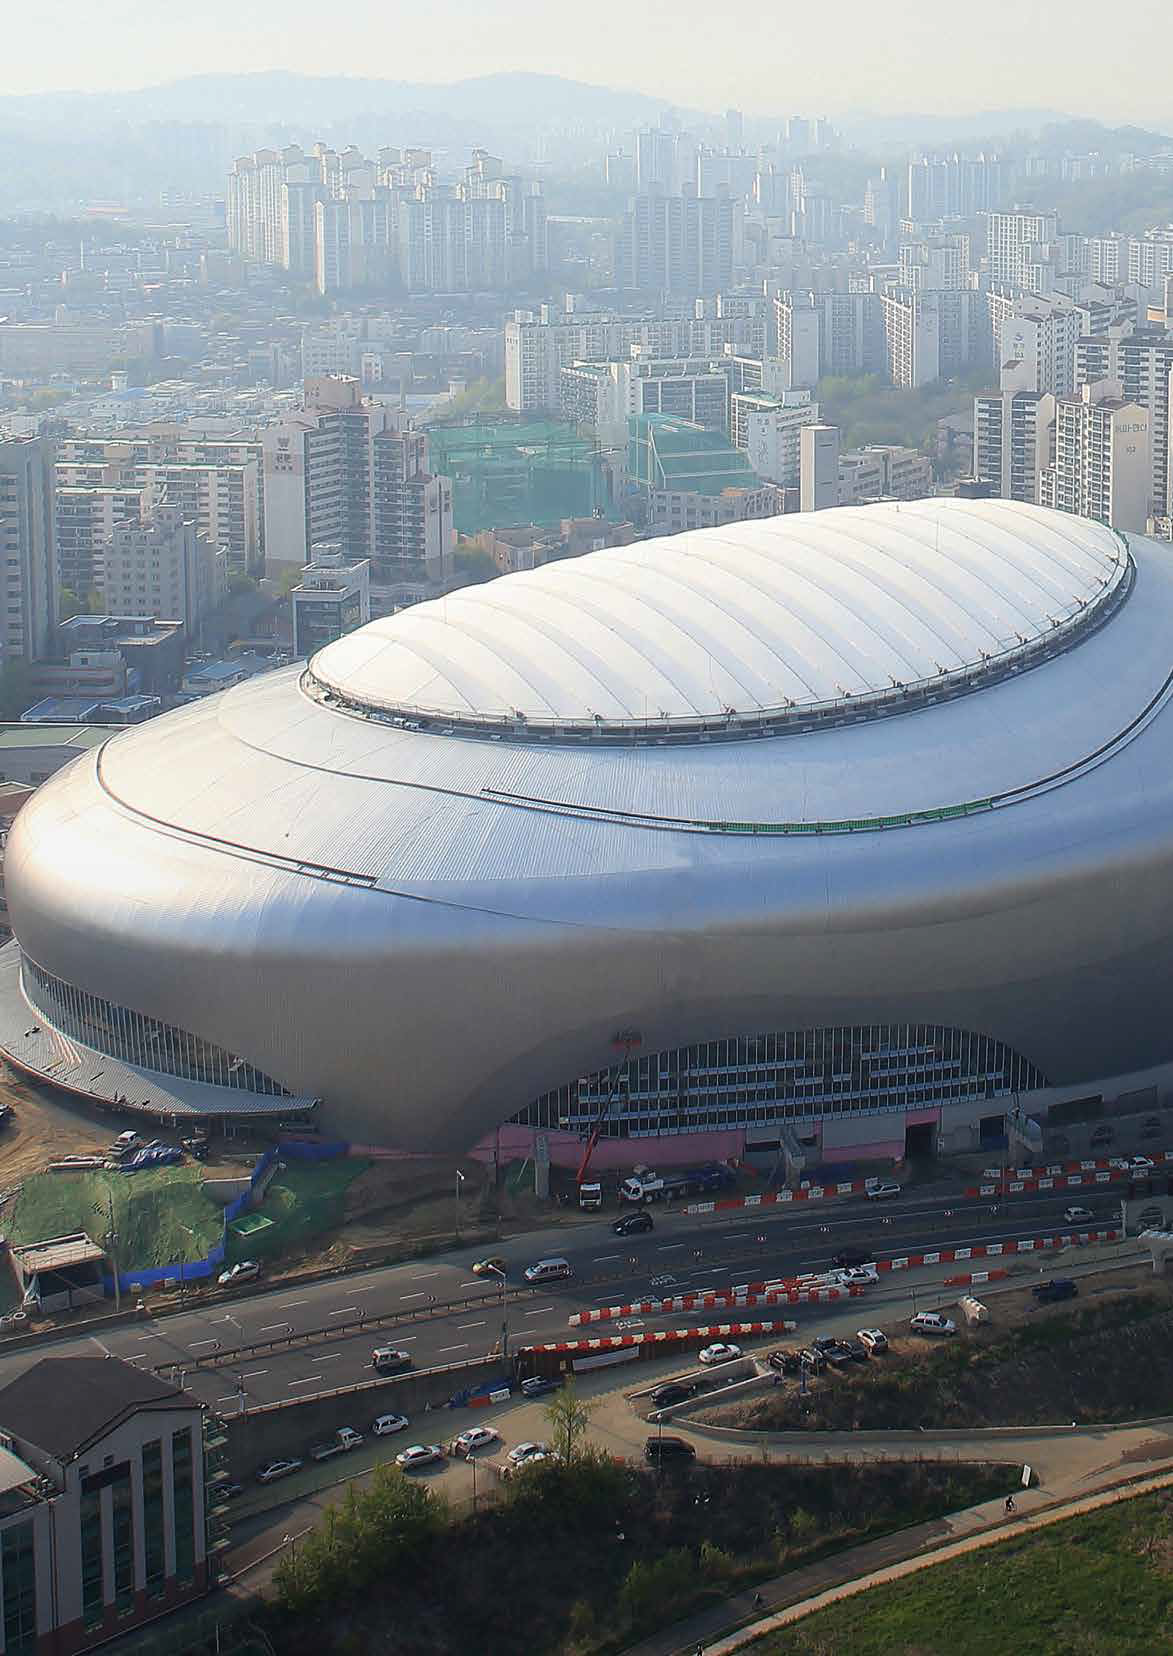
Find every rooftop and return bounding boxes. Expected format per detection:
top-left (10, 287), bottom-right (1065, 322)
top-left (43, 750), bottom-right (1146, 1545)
top-left (0, 1357), bottom-right (187, 1462)
top-left (0, 724), bottom-right (110, 751)
top-left (308, 500), bottom-right (1129, 742)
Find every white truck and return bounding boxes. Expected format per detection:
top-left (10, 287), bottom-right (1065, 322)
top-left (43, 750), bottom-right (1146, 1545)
top-left (578, 1182), bottom-right (603, 1210)
top-left (310, 1427), bottom-right (364, 1461)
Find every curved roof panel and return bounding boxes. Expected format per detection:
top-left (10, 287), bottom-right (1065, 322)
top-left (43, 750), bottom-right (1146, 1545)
top-left (309, 499), bottom-right (1127, 734)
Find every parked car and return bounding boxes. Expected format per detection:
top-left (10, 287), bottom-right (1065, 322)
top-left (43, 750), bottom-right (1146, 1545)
top-left (650, 1382), bottom-right (695, 1408)
top-left (645, 1435), bottom-right (696, 1463)
top-left (519, 1376), bottom-right (559, 1398)
top-left (1063, 1206), bottom-right (1096, 1225)
top-left (256, 1458), bottom-right (302, 1484)
top-left (614, 1210), bottom-right (654, 1236)
top-left (842, 1338), bottom-right (871, 1362)
top-left (217, 1482), bottom-right (245, 1500)
top-left (454, 1426), bottom-right (499, 1456)
top-left (909, 1311), bottom-right (956, 1336)
top-left (311, 1427), bottom-right (363, 1461)
top-left (768, 1349), bottom-right (800, 1375)
top-left (698, 1342), bottom-right (742, 1366)
top-left (371, 1413), bottom-right (410, 1436)
top-left (857, 1328), bottom-right (889, 1354)
top-left (865, 1182), bottom-right (902, 1201)
top-left (372, 1347), bottom-right (413, 1373)
top-left (507, 1441), bottom-right (549, 1465)
top-left (217, 1260), bottom-right (261, 1287)
top-left (833, 1264), bottom-right (879, 1286)
top-left (1032, 1278), bottom-right (1078, 1304)
top-left (471, 1257), bottom-right (507, 1278)
top-left (831, 1248), bottom-right (874, 1269)
top-left (1129, 1155), bottom-right (1156, 1172)
top-left (395, 1444), bottom-right (444, 1471)
top-left (821, 1342), bottom-right (854, 1368)
top-left (797, 1348), bottom-right (827, 1372)
top-left (111, 1131), bottom-right (142, 1153)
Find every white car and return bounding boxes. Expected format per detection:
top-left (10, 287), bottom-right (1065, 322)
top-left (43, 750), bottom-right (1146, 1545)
top-left (507, 1440), bottom-right (549, 1465)
top-left (454, 1426), bottom-right (498, 1455)
top-left (857, 1328), bottom-right (888, 1353)
top-left (218, 1260), bottom-right (261, 1286)
top-left (909, 1311), bottom-right (956, 1336)
top-left (371, 1413), bottom-right (409, 1436)
top-left (1063, 1205), bottom-right (1096, 1225)
top-left (1129, 1155), bottom-right (1156, 1172)
top-left (698, 1342), bottom-right (742, 1366)
top-left (833, 1264), bottom-right (879, 1286)
top-left (395, 1444), bottom-right (444, 1470)
top-left (256, 1457), bottom-right (302, 1483)
top-left (865, 1181), bottom-right (902, 1201)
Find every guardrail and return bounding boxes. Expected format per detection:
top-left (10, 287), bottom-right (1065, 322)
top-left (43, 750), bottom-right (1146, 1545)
top-left (214, 1352), bottom-right (502, 1419)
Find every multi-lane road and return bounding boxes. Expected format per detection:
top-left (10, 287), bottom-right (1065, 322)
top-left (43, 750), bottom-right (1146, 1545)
top-left (0, 1181), bottom-right (1130, 1411)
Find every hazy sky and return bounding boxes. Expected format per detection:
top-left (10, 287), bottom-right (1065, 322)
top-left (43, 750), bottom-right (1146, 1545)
top-left (3, 0), bottom-right (1172, 123)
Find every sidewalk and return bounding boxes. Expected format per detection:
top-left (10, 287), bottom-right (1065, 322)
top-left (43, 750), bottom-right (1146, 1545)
top-left (620, 1463), bottom-right (1173, 1656)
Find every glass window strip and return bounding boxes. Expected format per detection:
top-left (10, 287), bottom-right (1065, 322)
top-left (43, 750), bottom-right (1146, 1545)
top-left (21, 958), bottom-right (288, 1097)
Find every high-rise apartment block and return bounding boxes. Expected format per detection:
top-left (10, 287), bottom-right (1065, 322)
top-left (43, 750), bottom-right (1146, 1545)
top-left (907, 153), bottom-right (1010, 220)
top-left (262, 377), bottom-right (453, 585)
top-left (1037, 380), bottom-right (1152, 532)
top-left (742, 390), bottom-right (821, 486)
top-left (0, 436), bottom-right (55, 663)
top-left (505, 308), bottom-right (766, 412)
top-left (973, 375), bottom-right (1047, 504)
top-left (1074, 324), bottom-right (1173, 519)
top-left (615, 194), bottom-right (736, 295)
top-left (101, 501), bottom-right (227, 629)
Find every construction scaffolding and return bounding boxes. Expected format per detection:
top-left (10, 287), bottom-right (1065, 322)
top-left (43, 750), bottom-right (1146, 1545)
top-left (425, 417), bottom-right (614, 534)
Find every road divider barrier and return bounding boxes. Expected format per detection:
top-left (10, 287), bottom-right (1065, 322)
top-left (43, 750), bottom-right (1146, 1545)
top-left (568, 1284), bottom-right (865, 1326)
top-left (523, 1320), bottom-right (796, 1357)
top-left (870, 1229), bottom-right (1119, 1274)
top-left (943, 1268), bottom-right (1010, 1287)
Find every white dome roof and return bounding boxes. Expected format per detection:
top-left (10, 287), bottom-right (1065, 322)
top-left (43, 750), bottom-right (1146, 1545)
top-left (308, 499), bottom-right (1128, 737)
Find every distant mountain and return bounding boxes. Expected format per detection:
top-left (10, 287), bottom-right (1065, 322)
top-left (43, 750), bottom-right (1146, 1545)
top-left (0, 71), bottom-right (689, 135)
top-left (838, 109), bottom-right (1073, 149)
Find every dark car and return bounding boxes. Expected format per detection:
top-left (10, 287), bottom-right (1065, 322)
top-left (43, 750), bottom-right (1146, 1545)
top-left (614, 1210), bottom-right (654, 1236)
top-left (831, 1247), bottom-right (874, 1269)
top-left (811, 1336), bottom-right (841, 1353)
top-left (821, 1343), bottom-right (854, 1368)
top-left (644, 1435), bottom-right (696, 1463)
top-left (651, 1382), bottom-right (695, 1408)
top-left (768, 1349), bottom-right (800, 1375)
top-left (519, 1376), bottom-right (560, 1398)
top-left (842, 1339), bottom-right (870, 1362)
top-left (1032, 1278), bottom-right (1078, 1304)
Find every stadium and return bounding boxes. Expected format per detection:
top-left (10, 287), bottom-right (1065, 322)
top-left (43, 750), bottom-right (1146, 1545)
top-left (3, 495), bottom-right (1173, 1168)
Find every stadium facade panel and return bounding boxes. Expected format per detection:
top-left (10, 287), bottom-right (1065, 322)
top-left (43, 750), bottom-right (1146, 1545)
top-left (5, 499), bottom-right (1173, 1165)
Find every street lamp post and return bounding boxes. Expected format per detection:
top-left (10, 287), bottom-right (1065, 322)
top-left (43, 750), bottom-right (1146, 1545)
top-left (455, 1168), bottom-right (466, 1235)
top-left (486, 1264), bottom-right (508, 1361)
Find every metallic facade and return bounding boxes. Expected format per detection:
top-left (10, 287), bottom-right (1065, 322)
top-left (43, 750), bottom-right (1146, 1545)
top-left (6, 498), bottom-right (1173, 1154)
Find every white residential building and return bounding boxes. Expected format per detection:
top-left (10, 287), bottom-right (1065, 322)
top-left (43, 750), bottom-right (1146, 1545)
top-left (1074, 324), bottom-right (1173, 518)
top-left (0, 436), bottom-right (56, 663)
top-left (102, 501), bottom-right (226, 629)
top-left (743, 391), bottom-right (821, 485)
top-left (1037, 380), bottom-right (1152, 533)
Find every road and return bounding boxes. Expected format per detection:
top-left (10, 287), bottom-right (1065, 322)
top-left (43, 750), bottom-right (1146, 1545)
top-left (0, 1182), bottom-right (1131, 1412)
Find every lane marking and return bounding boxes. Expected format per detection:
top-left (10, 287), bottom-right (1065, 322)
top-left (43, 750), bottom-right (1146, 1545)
top-left (90, 1338), bottom-right (112, 1356)
top-left (657, 1244), bottom-right (686, 1251)
top-left (436, 1343), bottom-right (467, 1353)
top-left (458, 1320), bottom-right (486, 1329)
top-left (395, 1335), bottom-right (418, 1343)
top-left (399, 1292), bottom-right (426, 1301)
top-left (458, 1280), bottom-right (483, 1288)
top-left (352, 1285), bottom-right (379, 1294)
top-left (279, 1299), bottom-right (310, 1308)
top-left (593, 1254), bottom-right (622, 1262)
top-left (410, 1271), bottom-right (441, 1280)
top-left (260, 1323), bottom-right (289, 1333)
top-left (524, 1305), bottom-right (556, 1317)
top-left (287, 1377), bottom-right (317, 1388)
top-left (312, 1354), bottom-right (343, 1363)
top-left (188, 1339), bottom-right (218, 1349)
top-left (242, 1369), bottom-right (268, 1378)
top-left (329, 1307), bottom-right (359, 1317)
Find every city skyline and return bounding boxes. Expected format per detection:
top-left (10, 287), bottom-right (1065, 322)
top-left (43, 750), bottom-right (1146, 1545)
top-left (3, 0), bottom-right (1172, 126)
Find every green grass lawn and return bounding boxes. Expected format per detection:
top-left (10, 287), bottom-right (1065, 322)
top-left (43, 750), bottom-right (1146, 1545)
top-left (223, 1158), bottom-right (370, 1263)
top-left (7, 1167), bottom-right (222, 1267)
top-left (752, 1491), bottom-right (1173, 1656)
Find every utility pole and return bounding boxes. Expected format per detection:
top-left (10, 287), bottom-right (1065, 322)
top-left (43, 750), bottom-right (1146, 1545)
top-left (455, 1168), bottom-right (466, 1235)
top-left (488, 1264), bottom-right (508, 1361)
top-left (102, 1191), bottom-right (121, 1314)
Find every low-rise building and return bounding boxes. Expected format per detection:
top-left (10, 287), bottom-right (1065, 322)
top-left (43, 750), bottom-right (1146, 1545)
top-left (0, 1356), bottom-right (217, 1652)
top-left (290, 543), bottom-right (371, 657)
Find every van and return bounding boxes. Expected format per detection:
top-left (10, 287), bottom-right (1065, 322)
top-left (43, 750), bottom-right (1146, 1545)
top-left (644, 1435), bottom-right (696, 1463)
top-left (524, 1258), bottom-right (572, 1283)
top-left (909, 1311), bottom-right (956, 1335)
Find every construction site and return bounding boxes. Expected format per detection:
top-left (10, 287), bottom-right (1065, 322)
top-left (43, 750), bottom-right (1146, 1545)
top-left (423, 416), bottom-right (616, 533)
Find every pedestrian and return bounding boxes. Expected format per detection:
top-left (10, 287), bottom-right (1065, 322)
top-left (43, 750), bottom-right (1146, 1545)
top-left (1004, 1494), bottom-right (1015, 1514)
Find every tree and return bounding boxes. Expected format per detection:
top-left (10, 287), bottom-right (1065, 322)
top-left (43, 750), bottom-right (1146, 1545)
top-left (544, 1378), bottom-right (595, 1465)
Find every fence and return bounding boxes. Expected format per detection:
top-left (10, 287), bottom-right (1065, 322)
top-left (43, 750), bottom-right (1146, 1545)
top-left (106, 1141), bottom-right (350, 1296)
